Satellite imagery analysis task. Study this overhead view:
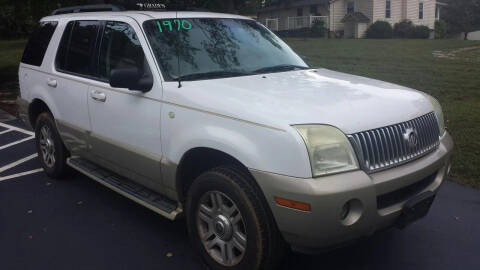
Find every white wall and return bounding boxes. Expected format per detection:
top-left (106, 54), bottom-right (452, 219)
top-left (330, 0), bottom-right (346, 32)
top-left (371, 0), bottom-right (436, 29)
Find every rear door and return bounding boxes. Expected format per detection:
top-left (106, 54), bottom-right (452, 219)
top-left (87, 19), bottom-right (164, 192)
top-left (50, 20), bottom-right (102, 158)
top-left (19, 20), bottom-right (58, 123)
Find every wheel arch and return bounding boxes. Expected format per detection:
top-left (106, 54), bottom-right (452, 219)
top-left (175, 147), bottom-right (257, 203)
top-left (28, 98), bottom-right (53, 129)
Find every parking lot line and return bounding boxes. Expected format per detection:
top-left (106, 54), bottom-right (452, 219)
top-left (0, 136), bottom-right (34, 150)
top-left (0, 122), bottom-right (34, 136)
top-left (0, 129), bottom-right (12, 135)
top-left (0, 168), bottom-right (43, 182)
top-left (0, 153), bottom-right (38, 173)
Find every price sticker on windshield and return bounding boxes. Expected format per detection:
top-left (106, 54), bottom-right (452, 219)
top-left (156, 19), bottom-right (192, 32)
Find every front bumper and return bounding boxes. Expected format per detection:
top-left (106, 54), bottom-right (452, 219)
top-left (251, 132), bottom-right (453, 253)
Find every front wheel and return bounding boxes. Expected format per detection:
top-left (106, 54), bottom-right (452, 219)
top-left (34, 112), bottom-right (70, 179)
top-left (186, 167), bottom-right (286, 270)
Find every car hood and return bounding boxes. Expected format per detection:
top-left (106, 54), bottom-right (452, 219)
top-left (167, 68), bottom-right (434, 134)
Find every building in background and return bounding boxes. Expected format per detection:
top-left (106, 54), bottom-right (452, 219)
top-left (258, 0), bottom-right (438, 38)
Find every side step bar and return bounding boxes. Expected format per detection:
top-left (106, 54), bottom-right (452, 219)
top-left (67, 157), bottom-right (182, 220)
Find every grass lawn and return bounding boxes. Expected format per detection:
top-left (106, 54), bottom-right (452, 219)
top-left (0, 39), bottom-right (479, 188)
top-left (285, 38), bottom-right (480, 188)
top-left (0, 40), bottom-right (26, 91)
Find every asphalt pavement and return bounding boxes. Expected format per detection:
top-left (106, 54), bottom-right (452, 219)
top-left (0, 117), bottom-right (479, 270)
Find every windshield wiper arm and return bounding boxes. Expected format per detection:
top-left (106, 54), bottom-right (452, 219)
top-left (174, 70), bottom-right (252, 81)
top-left (252, 64), bottom-right (309, 74)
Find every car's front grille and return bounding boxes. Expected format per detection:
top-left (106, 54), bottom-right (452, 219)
top-left (349, 112), bottom-right (440, 173)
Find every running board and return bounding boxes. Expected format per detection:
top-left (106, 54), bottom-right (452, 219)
top-left (67, 157), bottom-right (182, 220)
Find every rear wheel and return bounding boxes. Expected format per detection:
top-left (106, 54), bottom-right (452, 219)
top-left (34, 112), bottom-right (70, 178)
top-left (186, 167), bottom-right (286, 270)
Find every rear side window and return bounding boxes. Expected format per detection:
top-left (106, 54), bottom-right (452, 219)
top-left (98, 21), bottom-right (151, 81)
top-left (21, 21), bottom-right (58, 66)
top-left (56, 20), bottom-right (100, 77)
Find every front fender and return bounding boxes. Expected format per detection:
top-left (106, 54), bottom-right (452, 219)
top-left (160, 103), bottom-right (312, 191)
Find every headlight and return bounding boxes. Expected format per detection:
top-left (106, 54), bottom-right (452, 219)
top-left (427, 95), bottom-right (446, 136)
top-left (294, 125), bottom-right (359, 177)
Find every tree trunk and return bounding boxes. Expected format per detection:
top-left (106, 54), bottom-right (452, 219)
top-left (464, 32), bottom-right (469, 40)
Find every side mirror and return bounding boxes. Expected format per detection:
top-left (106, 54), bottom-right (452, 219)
top-left (110, 67), bottom-right (153, 92)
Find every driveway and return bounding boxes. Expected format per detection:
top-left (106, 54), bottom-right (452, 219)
top-left (0, 117), bottom-right (478, 270)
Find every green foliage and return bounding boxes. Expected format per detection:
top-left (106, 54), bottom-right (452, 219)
top-left (0, 0), bottom-right (87, 39)
top-left (311, 19), bottom-right (327, 37)
top-left (412, 25), bottom-right (431, 39)
top-left (365, 21), bottom-right (393, 39)
top-left (435, 20), bottom-right (447, 39)
top-left (393, 20), bottom-right (415, 38)
top-left (443, 0), bottom-right (480, 39)
top-left (0, 0), bottom-right (262, 39)
top-left (393, 20), bottom-right (430, 39)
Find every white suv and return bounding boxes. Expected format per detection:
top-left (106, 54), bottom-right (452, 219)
top-left (17, 8), bottom-right (453, 270)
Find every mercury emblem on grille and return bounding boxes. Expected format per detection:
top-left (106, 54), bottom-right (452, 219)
top-left (403, 127), bottom-right (418, 148)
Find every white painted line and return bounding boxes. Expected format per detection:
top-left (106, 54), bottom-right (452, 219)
top-left (0, 129), bottom-right (12, 135)
top-left (0, 168), bottom-right (43, 182)
top-left (0, 122), bottom-right (34, 136)
top-left (0, 153), bottom-right (38, 173)
top-left (0, 136), bottom-right (34, 150)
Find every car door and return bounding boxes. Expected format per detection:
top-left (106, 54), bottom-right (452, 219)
top-left (87, 19), bottom-right (164, 192)
top-left (49, 20), bottom-right (102, 158)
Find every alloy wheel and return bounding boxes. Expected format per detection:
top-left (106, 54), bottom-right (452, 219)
top-left (39, 125), bottom-right (55, 168)
top-left (196, 190), bottom-right (247, 266)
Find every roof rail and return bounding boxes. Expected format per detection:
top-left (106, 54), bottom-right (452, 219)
top-left (51, 4), bottom-right (125, 15)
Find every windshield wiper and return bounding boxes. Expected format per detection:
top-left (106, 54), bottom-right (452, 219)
top-left (174, 70), bottom-right (252, 81)
top-left (252, 64), bottom-right (310, 74)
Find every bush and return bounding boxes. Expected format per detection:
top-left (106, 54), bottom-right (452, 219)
top-left (365, 21), bottom-right (393, 39)
top-left (393, 20), bottom-right (415, 38)
top-left (311, 19), bottom-right (327, 37)
top-left (413, 25), bottom-right (431, 39)
top-left (435, 20), bottom-right (447, 39)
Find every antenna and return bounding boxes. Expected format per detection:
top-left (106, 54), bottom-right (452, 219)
top-left (176, 9), bottom-right (182, 88)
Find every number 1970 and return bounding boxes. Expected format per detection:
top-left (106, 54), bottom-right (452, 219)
top-left (156, 19), bottom-right (192, 32)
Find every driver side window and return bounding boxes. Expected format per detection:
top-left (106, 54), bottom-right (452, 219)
top-left (99, 21), bottom-right (152, 81)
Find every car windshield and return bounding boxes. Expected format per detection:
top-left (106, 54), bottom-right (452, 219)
top-left (143, 18), bottom-right (309, 81)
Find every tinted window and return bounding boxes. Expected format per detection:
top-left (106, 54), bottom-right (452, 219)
top-left (21, 21), bottom-right (58, 66)
top-left (56, 21), bottom-right (100, 76)
top-left (99, 21), bottom-right (151, 81)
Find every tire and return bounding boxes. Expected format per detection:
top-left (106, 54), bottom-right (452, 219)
top-left (186, 167), bottom-right (286, 270)
top-left (34, 112), bottom-right (71, 179)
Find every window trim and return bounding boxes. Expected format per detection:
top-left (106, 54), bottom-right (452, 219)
top-left (346, 0), bottom-right (355, 14)
top-left (419, 2), bottom-right (424, 20)
top-left (54, 20), bottom-right (103, 81)
top-left (386, 0), bottom-right (391, 19)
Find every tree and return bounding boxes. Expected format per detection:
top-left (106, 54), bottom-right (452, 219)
top-left (443, 0), bottom-right (480, 40)
top-left (0, 0), bottom-right (262, 39)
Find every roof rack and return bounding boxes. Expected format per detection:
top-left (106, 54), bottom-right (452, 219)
top-left (51, 4), bottom-right (125, 15)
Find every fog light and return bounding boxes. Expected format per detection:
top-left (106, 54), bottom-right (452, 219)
top-left (340, 199), bottom-right (363, 226)
top-left (341, 202), bottom-right (350, 220)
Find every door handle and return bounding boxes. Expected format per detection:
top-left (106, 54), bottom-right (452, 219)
top-left (47, 78), bottom-right (57, 88)
top-left (90, 90), bottom-right (106, 102)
